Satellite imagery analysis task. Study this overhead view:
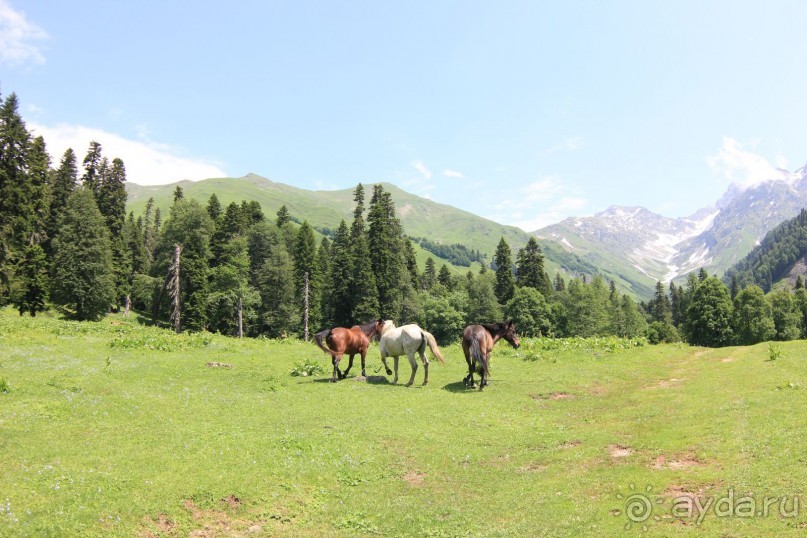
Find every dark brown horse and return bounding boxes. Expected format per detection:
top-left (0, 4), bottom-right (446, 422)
top-left (462, 321), bottom-right (520, 391)
top-left (314, 320), bottom-right (385, 382)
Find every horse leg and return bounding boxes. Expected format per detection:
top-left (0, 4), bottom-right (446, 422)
top-left (466, 358), bottom-right (476, 389)
top-left (419, 345), bottom-right (429, 386)
top-left (360, 350), bottom-right (367, 378)
top-left (393, 356), bottom-right (400, 384)
top-left (405, 352), bottom-right (418, 387)
top-left (331, 354), bottom-right (342, 382)
top-left (381, 355), bottom-right (393, 376)
top-left (339, 354), bottom-right (355, 379)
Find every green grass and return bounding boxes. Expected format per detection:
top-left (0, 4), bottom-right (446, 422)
top-left (1, 308), bottom-right (805, 536)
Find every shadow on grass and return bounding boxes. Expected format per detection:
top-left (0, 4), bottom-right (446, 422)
top-left (311, 375), bottom-right (391, 384)
top-left (442, 381), bottom-right (474, 393)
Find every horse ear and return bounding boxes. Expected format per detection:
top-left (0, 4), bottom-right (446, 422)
top-left (507, 320), bottom-right (514, 328)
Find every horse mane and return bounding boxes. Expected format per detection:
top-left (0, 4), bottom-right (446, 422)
top-left (358, 319), bottom-right (381, 337)
top-left (481, 322), bottom-right (507, 334)
top-left (380, 319), bottom-right (396, 335)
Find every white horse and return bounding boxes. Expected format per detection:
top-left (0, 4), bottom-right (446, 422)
top-left (379, 320), bottom-right (445, 386)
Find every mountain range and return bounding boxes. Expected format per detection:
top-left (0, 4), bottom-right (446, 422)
top-left (125, 167), bottom-right (807, 300)
top-left (535, 164), bottom-right (807, 293)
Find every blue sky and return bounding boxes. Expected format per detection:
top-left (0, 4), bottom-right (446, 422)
top-left (3, 0), bottom-right (807, 231)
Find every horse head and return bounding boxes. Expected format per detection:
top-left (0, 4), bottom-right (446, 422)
top-left (504, 320), bottom-right (520, 349)
top-left (379, 319), bottom-right (396, 336)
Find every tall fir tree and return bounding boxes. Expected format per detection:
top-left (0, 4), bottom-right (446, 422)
top-left (438, 264), bottom-right (453, 290)
top-left (11, 244), bottom-right (48, 317)
top-left (81, 141), bottom-right (103, 193)
top-left (276, 205), bottom-right (291, 227)
top-left (0, 92), bottom-right (33, 303)
top-left (350, 184), bottom-right (379, 322)
top-left (423, 257), bottom-right (437, 290)
top-left (493, 237), bottom-right (515, 305)
top-left (152, 198), bottom-right (214, 331)
top-left (46, 148), bottom-right (78, 255)
top-left (515, 237), bottom-right (552, 296)
top-left (293, 221), bottom-right (321, 334)
top-left (206, 193), bottom-right (222, 222)
top-left (651, 280), bottom-right (672, 323)
top-left (368, 184), bottom-right (405, 319)
top-left (26, 136), bottom-right (51, 246)
top-left (50, 188), bottom-right (116, 321)
top-left (326, 220), bottom-right (355, 326)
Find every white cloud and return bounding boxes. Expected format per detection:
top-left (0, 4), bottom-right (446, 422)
top-left (707, 137), bottom-right (787, 190)
top-left (30, 122), bottom-right (227, 185)
top-left (411, 159), bottom-right (432, 180)
top-left (443, 169), bottom-right (464, 179)
top-left (488, 176), bottom-right (588, 231)
top-left (0, 0), bottom-right (47, 66)
top-left (494, 176), bottom-right (564, 210)
top-left (544, 136), bottom-right (584, 154)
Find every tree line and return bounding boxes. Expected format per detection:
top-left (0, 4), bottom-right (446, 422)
top-left (3, 88), bottom-right (805, 348)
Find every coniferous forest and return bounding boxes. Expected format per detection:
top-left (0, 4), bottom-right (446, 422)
top-left (3, 89), bottom-right (807, 348)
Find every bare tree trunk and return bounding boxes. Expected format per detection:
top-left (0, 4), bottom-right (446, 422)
top-left (303, 271), bottom-right (310, 342)
top-left (237, 296), bottom-right (243, 339)
top-left (169, 244), bottom-right (182, 333)
top-left (124, 294), bottom-right (131, 316)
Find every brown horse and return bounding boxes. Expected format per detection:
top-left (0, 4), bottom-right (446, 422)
top-left (314, 320), bottom-right (385, 382)
top-left (462, 321), bottom-right (520, 391)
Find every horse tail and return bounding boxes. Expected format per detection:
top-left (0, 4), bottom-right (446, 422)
top-left (314, 329), bottom-right (337, 358)
top-left (420, 329), bottom-right (445, 364)
top-left (470, 333), bottom-right (489, 378)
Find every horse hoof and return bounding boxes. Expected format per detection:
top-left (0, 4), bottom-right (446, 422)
top-left (405, 383), bottom-right (413, 387)
top-left (385, 369), bottom-right (393, 376)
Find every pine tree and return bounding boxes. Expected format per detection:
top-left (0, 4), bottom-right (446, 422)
top-left (207, 193), bottom-right (222, 222)
top-left (293, 221), bottom-right (320, 333)
top-left (276, 205), bottom-right (291, 227)
top-left (423, 257), bottom-right (437, 290)
top-left (26, 136), bottom-right (51, 246)
top-left (350, 184), bottom-right (379, 321)
top-left (730, 274), bottom-right (740, 301)
top-left (796, 275), bottom-right (804, 290)
top-left (0, 92), bottom-right (33, 302)
top-left (256, 243), bottom-right (299, 337)
top-left (50, 188), bottom-right (115, 321)
top-left (46, 148), bottom-right (78, 255)
top-left (10, 244), bottom-right (48, 316)
top-left (210, 202), bottom-right (246, 267)
top-left (368, 185), bottom-right (405, 319)
top-left (493, 237), bottom-right (515, 304)
top-left (97, 158), bottom-right (127, 237)
top-left (81, 141), bottom-right (103, 193)
top-left (438, 264), bottom-right (453, 290)
top-left (651, 281), bottom-right (671, 323)
top-left (173, 185), bottom-right (184, 202)
top-left (698, 268), bottom-right (709, 281)
top-left (326, 220), bottom-right (354, 326)
top-left (152, 199), bottom-right (214, 331)
top-left (554, 273), bottom-right (566, 292)
top-left (515, 237), bottom-right (552, 296)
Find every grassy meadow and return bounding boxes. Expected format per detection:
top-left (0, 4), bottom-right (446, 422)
top-left (0, 308), bottom-right (805, 537)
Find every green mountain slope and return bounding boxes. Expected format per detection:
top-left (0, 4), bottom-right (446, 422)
top-left (126, 174), bottom-right (615, 291)
top-left (724, 208), bottom-right (807, 291)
